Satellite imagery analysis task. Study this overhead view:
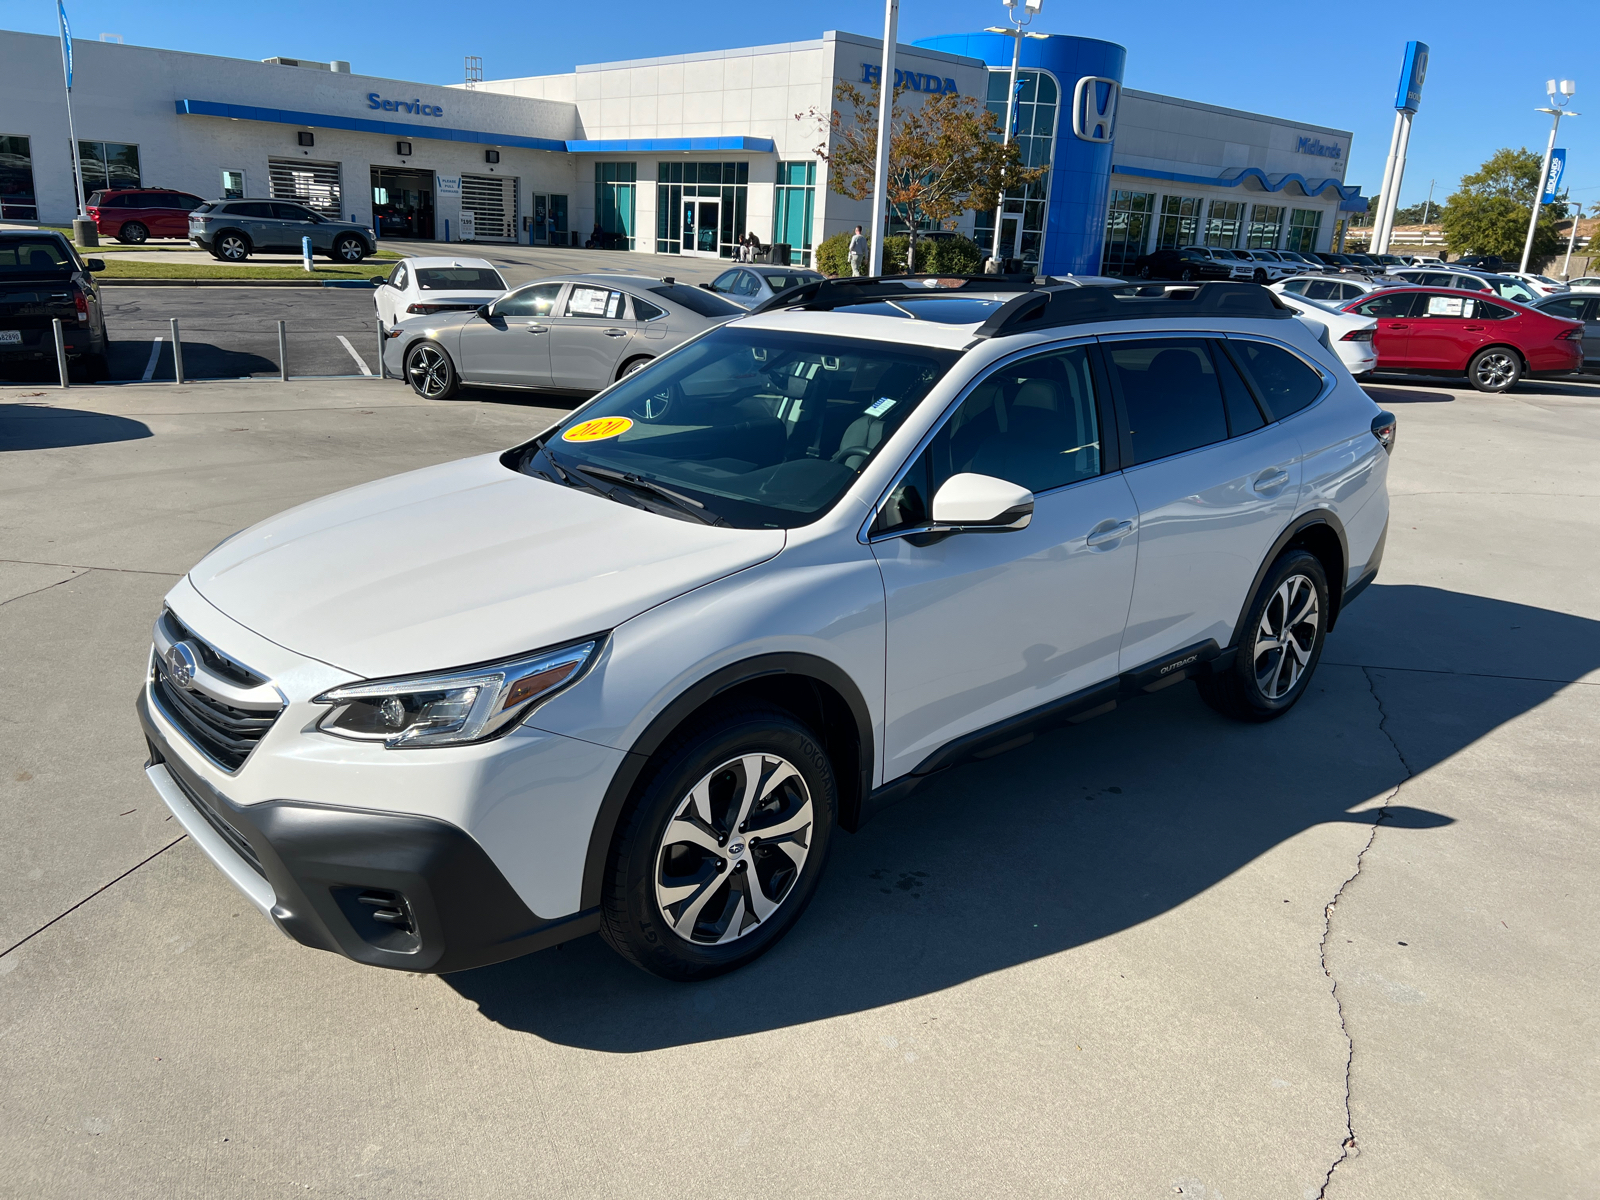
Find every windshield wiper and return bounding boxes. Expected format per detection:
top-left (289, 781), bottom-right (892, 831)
top-left (564, 462), bottom-right (727, 527)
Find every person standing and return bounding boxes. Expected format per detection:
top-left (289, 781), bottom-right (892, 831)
top-left (848, 225), bottom-right (868, 276)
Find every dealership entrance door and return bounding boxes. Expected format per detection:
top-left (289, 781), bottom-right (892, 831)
top-left (530, 194), bottom-right (569, 245)
top-left (371, 167), bottom-right (434, 240)
top-left (681, 199), bottom-right (720, 257)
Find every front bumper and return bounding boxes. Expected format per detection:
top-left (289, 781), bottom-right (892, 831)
top-left (138, 681), bottom-right (602, 974)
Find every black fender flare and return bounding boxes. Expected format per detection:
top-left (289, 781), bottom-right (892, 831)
top-left (1226, 509), bottom-right (1350, 653)
top-left (579, 652), bottom-right (875, 910)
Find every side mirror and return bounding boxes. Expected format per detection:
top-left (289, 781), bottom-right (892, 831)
top-left (698, 282), bottom-right (715, 291)
top-left (86, 258), bottom-right (105, 272)
top-left (371, 276), bottom-right (389, 286)
top-left (929, 473), bottom-right (1034, 532)
top-left (476, 303), bottom-right (493, 319)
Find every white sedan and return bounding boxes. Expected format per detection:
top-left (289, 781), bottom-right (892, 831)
top-left (1274, 292), bottom-right (1378, 377)
top-left (373, 256), bottom-right (508, 328)
top-left (1500, 271), bottom-right (1568, 298)
top-left (1271, 274), bottom-right (1393, 304)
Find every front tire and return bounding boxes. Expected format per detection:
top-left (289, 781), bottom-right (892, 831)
top-left (600, 705), bottom-right (837, 981)
top-left (404, 341), bottom-right (460, 400)
top-left (118, 222), bottom-right (149, 245)
top-left (1197, 549), bottom-right (1328, 723)
top-left (333, 235), bottom-right (367, 263)
top-left (1467, 346), bottom-right (1521, 393)
top-left (1253, 268), bottom-right (1268, 284)
top-left (1180, 267), bottom-right (1196, 282)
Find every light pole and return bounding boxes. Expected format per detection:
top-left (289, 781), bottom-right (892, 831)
top-left (1560, 193), bottom-right (1582, 279)
top-left (1421, 179), bottom-right (1435, 226)
top-left (1520, 79), bottom-right (1578, 274)
top-left (983, 0), bottom-right (1046, 273)
top-left (866, 0), bottom-right (899, 276)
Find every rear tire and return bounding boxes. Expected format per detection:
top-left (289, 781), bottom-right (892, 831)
top-left (1197, 549), bottom-right (1328, 723)
top-left (70, 353), bottom-right (109, 382)
top-left (1467, 346), bottom-right (1521, 393)
top-left (617, 355), bottom-right (651, 380)
top-left (600, 704), bottom-right (837, 981)
top-left (213, 230), bottom-right (250, 262)
top-left (403, 341), bottom-right (460, 400)
top-left (117, 222), bottom-right (149, 245)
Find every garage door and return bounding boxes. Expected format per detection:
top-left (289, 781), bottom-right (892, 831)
top-left (462, 174), bottom-right (517, 242)
top-left (268, 159), bottom-right (343, 218)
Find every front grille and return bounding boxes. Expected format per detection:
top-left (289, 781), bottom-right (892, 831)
top-left (167, 767), bottom-right (266, 878)
top-left (150, 613), bottom-right (282, 772)
top-left (159, 609), bottom-right (265, 688)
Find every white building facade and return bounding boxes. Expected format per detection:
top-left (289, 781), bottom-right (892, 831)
top-left (0, 27), bottom-right (1363, 273)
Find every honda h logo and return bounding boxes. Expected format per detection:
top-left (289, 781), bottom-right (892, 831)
top-left (1072, 76), bottom-right (1120, 143)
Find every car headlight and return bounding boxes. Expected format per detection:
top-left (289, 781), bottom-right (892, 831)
top-left (312, 639), bottom-right (600, 748)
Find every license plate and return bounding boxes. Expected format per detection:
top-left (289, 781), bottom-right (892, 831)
top-left (0, 330), bottom-right (22, 345)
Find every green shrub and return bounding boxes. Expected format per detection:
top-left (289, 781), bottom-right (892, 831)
top-left (816, 231), bottom-right (853, 276)
top-left (814, 230), bottom-right (985, 277)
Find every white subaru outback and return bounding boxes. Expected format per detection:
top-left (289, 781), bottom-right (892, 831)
top-left (137, 279), bottom-right (1395, 982)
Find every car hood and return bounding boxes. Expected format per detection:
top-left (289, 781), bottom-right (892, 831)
top-left (187, 454), bottom-right (786, 679)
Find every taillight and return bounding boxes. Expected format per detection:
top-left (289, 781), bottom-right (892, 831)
top-left (406, 303), bottom-right (437, 314)
top-left (1558, 327), bottom-right (1583, 341)
top-left (1371, 410), bottom-right (1397, 454)
top-left (74, 290), bottom-right (89, 322)
top-left (1341, 328), bottom-right (1374, 342)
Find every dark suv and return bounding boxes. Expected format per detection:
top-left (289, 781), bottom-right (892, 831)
top-left (86, 188), bottom-right (207, 244)
top-left (189, 200), bottom-right (375, 264)
top-left (1130, 247), bottom-right (1240, 281)
top-left (0, 231), bottom-right (108, 379)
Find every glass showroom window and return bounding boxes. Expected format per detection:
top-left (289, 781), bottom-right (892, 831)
top-left (76, 140), bottom-right (140, 202)
top-left (595, 162), bottom-right (638, 250)
top-left (772, 161), bottom-right (816, 265)
top-left (1155, 195), bottom-right (1201, 249)
top-left (974, 68), bottom-right (1058, 269)
top-left (0, 135), bottom-right (38, 220)
top-left (1286, 208), bottom-right (1323, 253)
top-left (654, 162), bottom-right (749, 257)
top-left (1204, 199), bottom-right (1244, 248)
top-left (1101, 190), bottom-right (1154, 275)
top-left (1247, 204), bottom-right (1285, 249)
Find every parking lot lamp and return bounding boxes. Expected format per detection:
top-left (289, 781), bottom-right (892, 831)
top-left (1520, 80), bottom-right (1578, 274)
top-left (984, 0), bottom-right (1047, 273)
top-left (867, 0), bottom-right (899, 276)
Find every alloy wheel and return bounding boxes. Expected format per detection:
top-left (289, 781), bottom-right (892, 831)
top-left (337, 237), bottom-right (364, 262)
top-left (406, 345), bottom-right (452, 398)
top-left (654, 753), bottom-right (814, 945)
top-left (1473, 351), bottom-right (1517, 390)
top-left (218, 235), bottom-right (247, 261)
top-left (1253, 573), bottom-right (1320, 700)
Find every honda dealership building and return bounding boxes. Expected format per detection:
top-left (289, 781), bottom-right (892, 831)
top-left (0, 26), bottom-right (1364, 275)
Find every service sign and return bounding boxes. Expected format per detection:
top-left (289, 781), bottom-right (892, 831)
top-left (436, 175), bottom-right (462, 196)
top-left (1394, 41), bottom-right (1429, 113)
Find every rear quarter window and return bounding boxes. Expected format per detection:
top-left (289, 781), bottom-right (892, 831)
top-left (1231, 341), bottom-right (1324, 420)
top-left (649, 284), bottom-right (743, 318)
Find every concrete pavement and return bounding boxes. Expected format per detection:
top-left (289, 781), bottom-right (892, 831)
top-left (1, 371), bottom-right (1596, 1198)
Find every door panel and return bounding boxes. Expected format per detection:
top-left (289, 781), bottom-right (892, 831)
top-left (1107, 336), bottom-right (1304, 668)
top-left (1585, 299), bottom-right (1600, 368)
top-left (874, 343), bottom-right (1138, 780)
top-left (548, 285), bottom-right (635, 389)
top-left (1351, 291), bottom-right (1421, 366)
top-left (456, 282), bottom-right (562, 385)
top-left (1409, 292), bottom-right (1491, 369)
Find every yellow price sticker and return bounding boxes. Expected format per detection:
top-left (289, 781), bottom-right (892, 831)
top-left (562, 416), bottom-right (634, 443)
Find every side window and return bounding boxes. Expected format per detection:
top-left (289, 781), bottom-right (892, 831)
top-left (1281, 279), bottom-right (1310, 295)
top-left (1418, 272), bottom-right (1452, 287)
top-left (1231, 341), bottom-right (1324, 420)
top-left (709, 271), bottom-right (741, 294)
top-left (1353, 293), bottom-right (1419, 319)
top-left (734, 272), bottom-right (761, 297)
top-left (1106, 338), bottom-right (1228, 465)
top-left (877, 345), bottom-right (1103, 534)
top-left (176, 194), bottom-right (205, 211)
top-left (497, 282), bottom-right (563, 317)
top-left (390, 263), bottom-right (408, 290)
top-left (1540, 297), bottom-right (1586, 320)
top-left (1339, 283), bottom-right (1366, 300)
top-left (1420, 293), bottom-right (1469, 318)
top-left (1475, 300), bottom-right (1514, 321)
top-left (1212, 343), bottom-right (1266, 436)
top-left (1303, 280), bottom-right (1339, 300)
top-left (565, 285), bottom-right (625, 318)
top-left (1453, 275), bottom-right (1489, 292)
top-left (230, 202), bottom-right (274, 219)
top-left (630, 295), bottom-right (664, 321)
top-left (273, 203), bottom-right (313, 221)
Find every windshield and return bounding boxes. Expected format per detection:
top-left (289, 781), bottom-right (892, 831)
top-left (839, 296), bottom-right (1005, 323)
top-left (0, 238), bottom-right (75, 275)
top-left (1488, 279), bottom-right (1534, 302)
top-left (417, 267), bottom-right (505, 291)
top-left (650, 283), bottom-right (744, 318)
top-left (519, 327), bottom-right (960, 529)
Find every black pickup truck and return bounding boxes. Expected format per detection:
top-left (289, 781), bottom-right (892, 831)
top-left (0, 232), bottom-right (108, 380)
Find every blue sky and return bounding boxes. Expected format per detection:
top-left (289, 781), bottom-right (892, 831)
top-left (20, 0), bottom-right (1596, 212)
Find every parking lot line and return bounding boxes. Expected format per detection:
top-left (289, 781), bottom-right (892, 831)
top-left (336, 335), bottom-right (373, 376)
top-left (141, 337), bottom-right (163, 382)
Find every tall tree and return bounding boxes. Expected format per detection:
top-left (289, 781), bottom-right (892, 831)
top-left (1439, 147), bottom-right (1569, 259)
top-left (798, 81), bottom-right (1041, 272)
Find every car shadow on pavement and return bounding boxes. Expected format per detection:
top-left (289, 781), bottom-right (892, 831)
top-left (446, 584), bottom-right (1598, 1050)
top-left (0, 403), bottom-right (152, 451)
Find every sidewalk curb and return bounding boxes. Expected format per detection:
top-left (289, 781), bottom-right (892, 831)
top-left (99, 278), bottom-right (378, 288)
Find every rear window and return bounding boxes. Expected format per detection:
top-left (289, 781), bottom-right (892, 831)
top-left (766, 273), bottom-right (821, 291)
top-left (1231, 341), bottom-right (1324, 419)
top-left (191, 202), bottom-right (216, 215)
top-left (650, 284), bottom-right (744, 318)
top-left (0, 238), bottom-right (74, 275)
top-left (416, 267), bottom-right (505, 291)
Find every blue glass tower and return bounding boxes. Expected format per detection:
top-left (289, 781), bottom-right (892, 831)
top-left (914, 32), bottom-right (1126, 276)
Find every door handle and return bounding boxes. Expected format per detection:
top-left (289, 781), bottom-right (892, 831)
top-left (603, 328), bottom-right (627, 338)
top-left (1085, 519), bottom-right (1135, 548)
top-left (1386, 323), bottom-right (1409, 329)
top-left (1463, 325), bottom-right (1484, 331)
top-left (525, 324), bottom-right (548, 333)
top-left (1253, 468), bottom-right (1290, 494)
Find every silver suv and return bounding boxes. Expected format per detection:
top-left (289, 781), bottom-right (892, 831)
top-left (189, 200), bottom-right (375, 264)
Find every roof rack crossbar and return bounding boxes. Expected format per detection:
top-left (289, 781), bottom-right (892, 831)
top-left (746, 273), bottom-right (1045, 317)
top-left (972, 281), bottom-right (1293, 339)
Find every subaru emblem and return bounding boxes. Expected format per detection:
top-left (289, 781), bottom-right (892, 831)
top-left (166, 641), bottom-right (200, 689)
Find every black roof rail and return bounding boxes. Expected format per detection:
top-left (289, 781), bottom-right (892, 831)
top-left (746, 273), bottom-right (1045, 316)
top-left (971, 281), bottom-right (1293, 339)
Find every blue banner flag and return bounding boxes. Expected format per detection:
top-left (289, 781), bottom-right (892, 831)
top-left (1543, 149), bottom-right (1567, 205)
top-left (58, 0), bottom-right (73, 89)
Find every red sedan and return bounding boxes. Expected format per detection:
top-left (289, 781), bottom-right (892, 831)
top-left (1338, 286), bottom-right (1583, 393)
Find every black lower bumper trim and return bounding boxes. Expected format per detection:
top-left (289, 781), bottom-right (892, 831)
top-left (139, 687), bottom-right (597, 973)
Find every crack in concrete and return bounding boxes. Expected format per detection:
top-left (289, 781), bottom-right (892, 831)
top-left (0, 837), bottom-right (187, 960)
top-left (1314, 667), bottom-right (1415, 1198)
top-left (0, 558), bottom-right (183, 578)
top-left (0, 569), bottom-right (88, 608)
